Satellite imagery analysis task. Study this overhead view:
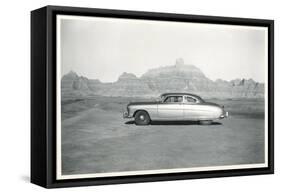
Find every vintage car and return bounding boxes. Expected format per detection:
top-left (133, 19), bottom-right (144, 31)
top-left (123, 93), bottom-right (228, 125)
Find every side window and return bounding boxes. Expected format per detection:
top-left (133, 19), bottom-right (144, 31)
top-left (185, 96), bottom-right (197, 104)
top-left (164, 96), bottom-right (183, 103)
top-left (164, 96), bottom-right (172, 103)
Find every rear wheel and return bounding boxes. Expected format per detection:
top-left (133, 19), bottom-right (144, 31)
top-left (135, 111), bottom-right (150, 125)
top-left (199, 120), bottom-right (212, 125)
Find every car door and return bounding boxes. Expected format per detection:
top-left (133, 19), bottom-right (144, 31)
top-left (157, 96), bottom-right (184, 119)
top-left (183, 96), bottom-right (199, 119)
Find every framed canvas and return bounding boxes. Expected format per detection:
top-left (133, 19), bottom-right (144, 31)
top-left (31, 5), bottom-right (274, 188)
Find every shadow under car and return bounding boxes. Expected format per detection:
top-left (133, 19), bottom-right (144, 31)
top-left (125, 120), bottom-right (222, 126)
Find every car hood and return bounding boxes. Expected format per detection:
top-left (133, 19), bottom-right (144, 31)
top-left (128, 101), bottom-right (159, 106)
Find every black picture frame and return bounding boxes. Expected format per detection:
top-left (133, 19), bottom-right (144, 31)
top-left (31, 5), bottom-right (274, 188)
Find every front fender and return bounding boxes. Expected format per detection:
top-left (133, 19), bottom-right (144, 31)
top-left (128, 105), bottom-right (158, 119)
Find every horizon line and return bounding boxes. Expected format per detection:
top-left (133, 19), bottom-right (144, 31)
top-left (63, 68), bottom-right (265, 84)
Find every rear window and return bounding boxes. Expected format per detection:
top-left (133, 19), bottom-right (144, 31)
top-left (185, 96), bottom-right (197, 103)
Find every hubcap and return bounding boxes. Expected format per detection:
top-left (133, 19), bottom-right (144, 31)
top-left (139, 115), bottom-right (145, 121)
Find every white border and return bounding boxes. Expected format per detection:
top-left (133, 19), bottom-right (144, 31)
top-left (56, 15), bottom-right (269, 180)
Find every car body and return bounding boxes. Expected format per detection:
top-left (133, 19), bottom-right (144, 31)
top-left (123, 93), bottom-right (228, 125)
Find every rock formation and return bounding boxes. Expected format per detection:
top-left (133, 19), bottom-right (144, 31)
top-left (61, 59), bottom-right (264, 99)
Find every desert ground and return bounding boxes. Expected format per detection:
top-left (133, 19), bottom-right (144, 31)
top-left (60, 96), bottom-right (265, 175)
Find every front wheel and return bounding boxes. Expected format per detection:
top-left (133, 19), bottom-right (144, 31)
top-left (199, 120), bottom-right (212, 125)
top-left (134, 111), bottom-right (151, 125)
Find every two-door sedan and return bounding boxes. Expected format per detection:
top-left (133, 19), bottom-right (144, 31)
top-left (123, 93), bottom-right (228, 125)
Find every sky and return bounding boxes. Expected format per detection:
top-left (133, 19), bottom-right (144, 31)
top-left (58, 15), bottom-right (267, 83)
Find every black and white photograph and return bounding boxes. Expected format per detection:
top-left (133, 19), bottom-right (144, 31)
top-left (56, 14), bottom-right (269, 180)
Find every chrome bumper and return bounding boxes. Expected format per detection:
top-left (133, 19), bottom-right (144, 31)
top-left (220, 111), bottom-right (229, 119)
top-left (123, 111), bottom-right (133, 119)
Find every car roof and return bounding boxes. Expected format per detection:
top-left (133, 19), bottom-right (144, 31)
top-left (161, 92), bottom-right (200, 98)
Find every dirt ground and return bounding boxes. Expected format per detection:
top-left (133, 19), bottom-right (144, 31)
top-left (61, 98), bottom-right (265, 175)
